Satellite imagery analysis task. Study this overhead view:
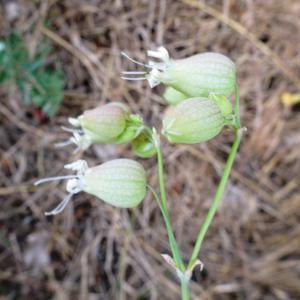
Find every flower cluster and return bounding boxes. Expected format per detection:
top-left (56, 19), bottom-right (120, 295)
top-left (36, 47), bottom-right (239, 215)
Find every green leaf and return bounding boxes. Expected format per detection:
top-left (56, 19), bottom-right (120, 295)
top-left (0, 30), bottom-right (65, 117)
top-left (31, 68), bottom-right (64, 116)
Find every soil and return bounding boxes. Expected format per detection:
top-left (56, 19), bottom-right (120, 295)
top-left (0, 1), bottom-right (300, 299)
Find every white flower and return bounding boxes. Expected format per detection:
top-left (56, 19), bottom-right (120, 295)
top-left (122, 47), bottom-right (236, 98)
top-left (35, 159), bottom-right (147, 215)
top-left (34, 160), bottom-right (88, 215)
top-left (121, 47), bottom-right (171, 88)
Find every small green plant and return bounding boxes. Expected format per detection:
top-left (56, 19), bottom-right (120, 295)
top-left (0, 31), bottom-right (64, 117)
top-left (36, 46), bottom-right (244, 299)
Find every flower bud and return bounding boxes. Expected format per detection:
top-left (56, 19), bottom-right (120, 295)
top-left (132, 131), bottom-right (156, 158)
top-left (208, 94), bottom-right (233, 117)
top-left (163, 87), bottom-right (188, 105)
top-left (79, 102), bottom-right (130, 144)
top-left (84, 159), bottom-right (146, 208)
top-left (110, 114), bottom-right (143, 144)
top-left (122, 47), bottom-right (236, 98)
top-left (35, 159), bottom-right (147, 215)
top-left (60, 102), bottom-right (143, 151)
top-left (162, 97), bottom-right (226, 144)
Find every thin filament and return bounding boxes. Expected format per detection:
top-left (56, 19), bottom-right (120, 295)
top-left (121, 52), bottom-right (152, 68)
top-left (55, 140), bottom-right (74, 148)
top-left (121, 76), bottom-right (146, 81)
top-left (44, 193), bottom-right (74, 216)
top-left (122, 71), bottom-right (147, 75)
top-left (61, 126), bottom-right (84, 134)
top-left (34, 175), bottom-right (78, 186)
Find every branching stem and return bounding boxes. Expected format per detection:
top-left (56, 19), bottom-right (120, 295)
top-left (188, 129), bottom-right (241, 269)
top-left (151, 85), bottom-right (242, 300)
top-left (155, 138), bottom-right (185, 271)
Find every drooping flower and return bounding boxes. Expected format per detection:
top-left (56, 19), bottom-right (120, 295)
top-left (163, 87), bottom-right (188, 105)
top-left (58, 102), bottom-right (143, 152)
top-left (35, 159), bottom-right (147, 215)
top-left (122, 47), bottom-right (236, 98)
top-left (162, 97), bottom-right (233, 144)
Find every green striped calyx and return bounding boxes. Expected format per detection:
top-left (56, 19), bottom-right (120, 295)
top-left (79, 102), bottom-right (130, 143)
top-left (163, 87), bottom-right (188, 105)
top-left (132, 131), bottom-right (157, 158)
top-left (66, 102), bottom-right (143, 150)
top-left (83, 159), bottom-right (147, 208)
top-left (122, 47), bottom-right (236, 98)
top-left (156, 51), bottom-right (236, 97)
top-left (35, 159), bottom-right (147, 215)
top-left (208, 93), bottom-right (233, 117)
top-left (162, 97), bottom-right (227, 144)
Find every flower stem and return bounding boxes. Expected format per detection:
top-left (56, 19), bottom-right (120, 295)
top-left (235, 84), bottom-right (241, 128)
top-left (188, 129), bottom-right (241, 269)
top-left (148, 185), bottom-right (189, 300)
top-left (180, 279), bottom-right (190, 300)
top-left (156, 140), bottom-right (185, 271)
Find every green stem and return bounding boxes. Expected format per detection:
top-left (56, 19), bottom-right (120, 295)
top-left (148, 185), bottom-right (189, 300)
top-left (156, 142), bottom-right (185, 271)
top-left (235, 84), bottom-right (241, 128)
top-left (180, 280), bottom-right (190, 300)
top-left (188, 130), bottom-right (241, 269)
top-left (153, 194), bottom-right (179, 262)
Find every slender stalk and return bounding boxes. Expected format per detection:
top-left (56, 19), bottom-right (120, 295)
top-left (148, 185), bottom-right (189, 300)
top-left (156, 143), bottom-right (169, 212)
top-left (235, 84), bottom-right (241, 128)
top-left (188, 130), bottom-right (241, 269)
top-left (156, 142), bottom-right (185, 271)
top-left (180, 280), bottom-right (190, 300)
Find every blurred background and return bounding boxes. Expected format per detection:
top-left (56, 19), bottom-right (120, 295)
top-left (0, 0), bottom-right (300, 299)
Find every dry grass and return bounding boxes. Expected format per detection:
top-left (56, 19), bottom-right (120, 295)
top-left (1, 0), bottom-right (300, 299)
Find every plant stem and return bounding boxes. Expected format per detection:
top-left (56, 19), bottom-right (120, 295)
top-left (180, 279), bottom-right (190, 300)
top-left (148, 185), bottom-right (189, 300)
top-left (156, 142), bottom-right (185, 271)
top-left (188, 130), bottom-right (241, 269)
top-left (235, 84), bottom-right (241, 128)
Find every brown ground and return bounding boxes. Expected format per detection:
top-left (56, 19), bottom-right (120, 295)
top-left (1, 1), bottom-right (300, 299)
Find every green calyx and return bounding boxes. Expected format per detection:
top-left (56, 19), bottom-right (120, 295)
top-left (208, 93), bottom-right (233, 117)
top-left (163, 87), bottom-right (188, 105)
top-left (163, 53), bottom-right (236, 98)
top-left (79, 102), bottom-right (129, 144)
top-left (110, 114), bottom-right (144, 144)
top-left (83, 159), bottom-right (147, 208)
top-left (132, 130), bottom-right (157, 158)
top-left (79, 102), bottom-right (143, 146)
top-left (162, 97), bottom-right (226, 144)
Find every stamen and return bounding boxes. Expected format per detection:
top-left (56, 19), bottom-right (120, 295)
top-left (122, 71), bottom-right (147, 75)
top-left (61, 126), bottom-right (84, 134)
top-left (147, 50), bottom-right (164, 59)
top-left (121, 76), bottom-right (147, 81)
top-left (68, 132), bottom-right (91, 151)
top-left (64, 160), bottom-right (88, 173)
top-left (147, 47), bottom-right (169, 63)
top-left (122, 48), bottom-right (169, 87)
top-left (148, 61), bottom-right (166, 70)
top-left (54, 140), bottom-right (74, 148)
top-left (68, 117), bottom-right (81, 127)
top-left (121, 52), bottom-right (152, 68)
top-left (34, 175), bottom-right (78, 186)
top-left (44, 193), bottom-right (74, 216)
